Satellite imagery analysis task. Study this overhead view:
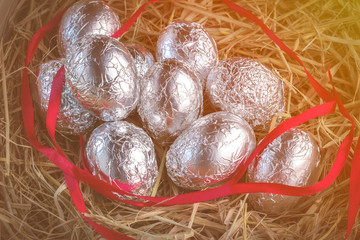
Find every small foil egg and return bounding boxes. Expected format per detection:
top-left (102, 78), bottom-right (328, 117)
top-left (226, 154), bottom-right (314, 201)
top-left (166, 111), bottom-right (256, 190)
top-left (137, 59), bottom-right (203, 145)
top-left (206, 57), bottom-right (285, 131)
top-left (58, 0), bottom-right (120, 56)
top-left (125, 43), bottom-right (155, 79)
top-left (156, 20), bottom-right (218, 84)
top-left (36, 59), bottom-right (96, 134)
top-left (247, 128), bottom-right (321, 214)
top-left (86, 121), bottom-right (159, 197)
top-left (65, 35), bottom-right (139, 122)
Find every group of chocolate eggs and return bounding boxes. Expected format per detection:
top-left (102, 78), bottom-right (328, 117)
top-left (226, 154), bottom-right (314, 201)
top-left (35, 0), bottom-right (321, 214)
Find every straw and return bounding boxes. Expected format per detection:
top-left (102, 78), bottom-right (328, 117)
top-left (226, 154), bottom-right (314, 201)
top-left (0, 0), bottom-right (359, 239)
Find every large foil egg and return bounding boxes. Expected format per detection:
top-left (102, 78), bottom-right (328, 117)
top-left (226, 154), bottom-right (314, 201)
top-left (36, 59), bottom-right (96, 134)
top-left (125, 43), bottom-right (155, 79)
top-left (247, 128), bottom-right (321, 214)
top-left (86, 121), bottom-right (159, 197)
top-left (206, 57), bottom-right (285, 131)
top-left (156, 20), bottom-right (218, 84)
top-left (58, 0), bottom-right (120, 56)
top-left (166, 111), bottom-right (256, 190)
top-left (137, 59), bottom-right (203, 145)
top-left (65, 35), bottom-right (139, 122)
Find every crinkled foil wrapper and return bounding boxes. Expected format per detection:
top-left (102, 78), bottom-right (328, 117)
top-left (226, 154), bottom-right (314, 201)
top-left (86, 121), bottom-right (159, 197)
top-left (66, 35), bottom-right (139, 122)
top-left (166, 111), bottom-right (256, 190)
top-left (206, 57), bottom-right (285, 131)
top-left (58, 0), bottom-right (120, 56)
top-left (247, 128), bottom-right (321, 214)
top-left (156, 20), bottom-right (218, 85)
top-left (125, 43), bottom-right (155, 79)
top-left (137, 59), bottom-right (203, 145)
top-left (36, 60), bottom-right (96, 134)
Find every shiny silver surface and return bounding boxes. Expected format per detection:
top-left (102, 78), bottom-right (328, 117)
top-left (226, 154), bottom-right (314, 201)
top-left (247, 128), bottom-right (321, 214)
top-left (58, 0), bottom-right (120, 56)
top-left (125, 43), bottom-right (155, 79)
top-left (36, 60), bottom-right (96, 134)
top-left (137, 59), bottom-right (203, 145)
top-left (166, 111), bottom-right (256, 190)
top-left (206, 57), bottom-right (285, 131)
top-left (156, 20), bottom-right (218, 85)
top-left (66, 35), bottom-right (139, 121)
top-left (86, 121), bottom-right (158, 197)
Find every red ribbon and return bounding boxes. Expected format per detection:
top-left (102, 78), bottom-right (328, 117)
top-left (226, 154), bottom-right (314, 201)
top-left (21, 0), bottom-right (359, 239)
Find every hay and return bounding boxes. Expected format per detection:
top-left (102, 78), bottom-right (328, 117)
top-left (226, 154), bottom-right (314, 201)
top-left (1, 0), bottom-right (360, 239)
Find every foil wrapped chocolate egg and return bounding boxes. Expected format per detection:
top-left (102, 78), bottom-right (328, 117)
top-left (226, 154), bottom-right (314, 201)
top-left (166, 111), bottom-right (256, 190)
top-left (156, 20), bottom-right (218, 84)
top-left (66, 35), bottom-right (139, 121)
top-left (206, 57), bottom-right (285, 131)
top-left (247, 128), bottom-right (321, 214)
top-left (125, 43), bottom-right (155, 79)
top-left (36, 59), bottom-right (96, 134)
top-left (58, 0), bottom-right (120, 56)
top-left (86, 121), bottom-right (159, 197)
top-left (137, 59), bottom-right (203, 145)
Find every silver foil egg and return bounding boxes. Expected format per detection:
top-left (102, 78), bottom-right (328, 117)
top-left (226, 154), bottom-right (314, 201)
top-left (86, 121), bottom-right (159, 197)
top-left (206, 57), bottom-right (285, 131)
top-left (137, 59), bottom-right (203, 145)
top-left (247, 128), bottom-right (321, 214)
top-left (36, 59), bottom-right (96, 134)
top-left (156, 20), bottom-right (218, 85)
top-left (66, 35), bottom-right (139, 122)
top-left (58, 0), bottom-right (120, 56)
top-left (125, 43), bottom-right (155, 79)
top-left (166, 111), bottom-right (256, 190)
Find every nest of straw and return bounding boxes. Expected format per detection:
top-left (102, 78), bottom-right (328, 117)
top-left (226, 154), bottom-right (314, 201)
top-left (1, 0), bottom-right (360, 239)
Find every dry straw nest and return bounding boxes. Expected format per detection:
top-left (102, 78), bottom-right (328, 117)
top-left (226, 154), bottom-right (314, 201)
top-left (1, 0), bottom-right (360, 239)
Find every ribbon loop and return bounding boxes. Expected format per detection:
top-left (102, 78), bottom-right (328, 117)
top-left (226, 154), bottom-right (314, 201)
top-left (21, 0), bottom-right (357, 239)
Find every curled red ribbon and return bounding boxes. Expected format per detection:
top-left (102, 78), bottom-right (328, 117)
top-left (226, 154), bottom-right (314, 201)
top-left (21, 0), bottom-right (359, 239)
